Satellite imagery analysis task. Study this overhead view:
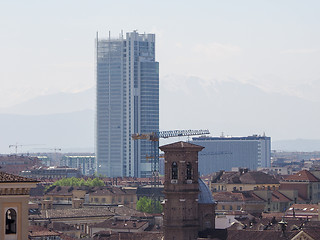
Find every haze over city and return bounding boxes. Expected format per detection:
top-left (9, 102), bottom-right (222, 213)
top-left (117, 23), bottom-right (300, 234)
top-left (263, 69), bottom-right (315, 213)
top-left (1, 0), bottom-right (320, 153)
top-left (2, 2), bottom-right (320, 240)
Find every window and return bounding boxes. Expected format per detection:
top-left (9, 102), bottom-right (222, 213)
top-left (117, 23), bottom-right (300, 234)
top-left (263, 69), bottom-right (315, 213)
top-left (6, 208), bottom-right (17, 234)
top-left (172, 162), bottom-right (178, 179)
top-left (229, 205), bottom-right (233, 210)
top-left (186, 162), bottom-right (192, 180)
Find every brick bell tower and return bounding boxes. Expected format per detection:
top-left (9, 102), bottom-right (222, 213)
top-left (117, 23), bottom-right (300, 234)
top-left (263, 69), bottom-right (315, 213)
top-left (160, 141), bottom-right (204, 240)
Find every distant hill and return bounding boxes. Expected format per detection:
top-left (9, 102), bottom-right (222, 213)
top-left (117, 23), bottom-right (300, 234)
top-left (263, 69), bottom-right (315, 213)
top-left (160, 75), bottom-right (320, 142)
top-left (272, 139), bottom-right (320, 152)
top-left (1, 75), bottom-right (320, 153)
top-left (0, 88), bottom-right (95, 115)
top-left (0, 110), bottom-right (94, 154)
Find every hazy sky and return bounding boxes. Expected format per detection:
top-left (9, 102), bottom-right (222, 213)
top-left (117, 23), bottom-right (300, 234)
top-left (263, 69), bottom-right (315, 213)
top-left (1, 0), bottom-right (320, 107)
top-left (0, 0), bottom-right (320, 153)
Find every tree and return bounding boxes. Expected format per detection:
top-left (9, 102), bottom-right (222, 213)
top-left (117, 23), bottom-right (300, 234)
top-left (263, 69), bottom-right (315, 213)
top-left (136, 196), bottom-right (163, 214)
top-left (46, 177), bottom-right (105, 191)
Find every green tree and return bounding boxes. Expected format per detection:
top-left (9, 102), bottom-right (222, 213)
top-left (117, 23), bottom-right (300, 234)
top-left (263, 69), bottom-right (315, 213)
top-left (46, 177), bottom-right (105, 191)
top-left (136, 196), bottom-right (163, 214)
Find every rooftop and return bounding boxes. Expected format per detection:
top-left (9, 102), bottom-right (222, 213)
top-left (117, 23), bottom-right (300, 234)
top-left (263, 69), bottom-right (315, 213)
top-left (212, 170), bottom-right (279, 185)
top-left (0, 171), bottom-right (37, 183)
top-left (30, 205), bottom-right (152, 220)
top-left (283, 170), bottom-right (319, 182)
top-left (159, 141), bottom-right (204, 151)
top-left (91, 219), bottom-right (148, 230)
top-left (214, 191), bottom-right (265, 203)
top-left (198, 178), bottom-right (215, 204)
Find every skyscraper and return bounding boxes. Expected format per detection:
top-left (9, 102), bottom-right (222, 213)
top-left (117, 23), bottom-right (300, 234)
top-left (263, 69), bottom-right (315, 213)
top-left (96, 31), bottom-right (159, 177)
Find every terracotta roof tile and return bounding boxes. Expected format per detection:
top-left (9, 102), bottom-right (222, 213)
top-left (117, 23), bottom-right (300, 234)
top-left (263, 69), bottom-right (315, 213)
top-left (159, 141), bottom-right (204, 151)
top-left (271, 190), bottom-right (292, 202)
top-left (239, 172), bottom-right (279, 184)
top-left (92, 219), bottom-right (148, 229)
top-left (213, 191), bottom-right (265, 203)
top-left (284, 170), bottom-right (319, 182)
top-left (0, 171), bottom-right (37, 183)
top-left (214, 171), bottom-right (279, 184)
top-left (303, 228), bottom-right (320, 239)
top-left (29, 226), bottom-right (60, 237)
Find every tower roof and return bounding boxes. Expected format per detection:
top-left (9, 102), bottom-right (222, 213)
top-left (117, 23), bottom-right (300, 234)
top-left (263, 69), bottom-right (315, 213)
top-left (159, 141), bottom-right (204, 152)
top-left (198, 178), bottom-right (215, 204)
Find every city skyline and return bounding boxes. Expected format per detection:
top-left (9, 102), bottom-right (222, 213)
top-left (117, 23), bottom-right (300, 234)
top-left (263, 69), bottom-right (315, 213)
top-left (0, 1), bottom-right (320, 152)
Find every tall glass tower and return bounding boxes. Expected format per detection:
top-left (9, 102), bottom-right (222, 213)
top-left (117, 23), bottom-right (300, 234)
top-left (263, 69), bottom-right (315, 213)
top-left (96, 31), bottom-right (159, 177)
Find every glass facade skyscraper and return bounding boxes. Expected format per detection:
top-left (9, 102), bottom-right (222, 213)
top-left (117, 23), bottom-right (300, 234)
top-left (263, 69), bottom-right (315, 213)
top-left (96, 31), bottom-right (159, 177)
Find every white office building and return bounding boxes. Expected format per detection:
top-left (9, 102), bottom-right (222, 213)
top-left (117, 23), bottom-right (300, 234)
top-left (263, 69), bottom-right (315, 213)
top-left (191, 135), bottom-right (271, 175)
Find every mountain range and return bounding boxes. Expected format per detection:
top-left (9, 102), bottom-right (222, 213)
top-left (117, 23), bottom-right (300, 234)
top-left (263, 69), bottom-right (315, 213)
top-left (1, 76), bottom-right (320, 153)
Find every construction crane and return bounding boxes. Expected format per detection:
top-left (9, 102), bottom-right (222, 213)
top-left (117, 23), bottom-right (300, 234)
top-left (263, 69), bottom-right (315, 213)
top-left (32, 147), bottom-right (62, 166)
top-left (132, 129), bottom-right (210, 212)
top-left (9, 143), bottom-right (45, 155)
top-left (132, 129), bottom-right (210, 177)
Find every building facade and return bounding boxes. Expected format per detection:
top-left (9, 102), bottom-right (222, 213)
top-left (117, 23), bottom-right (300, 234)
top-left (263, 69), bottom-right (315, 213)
top-left (21, 166), bottom-right (81, 179)
top-left (192, 135), bottom-right (271, 175)
top-left (96, 31), bottom-right (159, 178)
top-left (160, 141), bottom-right (216, 240)
top-left (61, 155), bottom-right (95, 176)
top-left (0, 171), bottom-right (37, 240)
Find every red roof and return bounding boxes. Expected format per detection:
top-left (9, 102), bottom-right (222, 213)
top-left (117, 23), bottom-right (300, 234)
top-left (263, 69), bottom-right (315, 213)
top-left (284, 170), bottom-right (319, 182)
top-left (0, 171), bottom-right (38, 183)
top-left (159, 141), bottom-right (204, 151)
top-left (271, 190), bottom-right (292, 202)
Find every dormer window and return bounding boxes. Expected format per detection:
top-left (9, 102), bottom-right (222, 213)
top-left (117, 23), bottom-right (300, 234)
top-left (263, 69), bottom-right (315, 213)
top-left (186, 162), bottom-right (192, 180)
top-left (172, 162), bottom-right (178, 179)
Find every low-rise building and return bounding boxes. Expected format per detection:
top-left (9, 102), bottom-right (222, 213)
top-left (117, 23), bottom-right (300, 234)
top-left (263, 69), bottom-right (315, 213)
top-left (0, 171), bottom-right (38, 240)
top-left (89, 186), bottom-right (137, 209)
top-left (213, 191), bottom-right (265, 214)
top-left (44, 186), bottom-right (85, 204)
top-left (21, 166), bottom-right (81, 179)
top-left (227, 217), bottom-right (320, 240)
top-left (257, 166), bottom-right (293, 175)
top-left (29, 225), bottom-right (62, 240)
top-left (29, 205), bottom-right (153, 237)
top-left (0, 155), bottom-right (41, 175)
top-left (285, 204), bottom-right (319, 220)
top-left (210, 169), bottom-right (280, 193)
top-left (89, 219), bottom-right (149, 236)
top-left (280, 170), bottom-right (320, 203)
top-left (60, 155), bottom-right (95, 176)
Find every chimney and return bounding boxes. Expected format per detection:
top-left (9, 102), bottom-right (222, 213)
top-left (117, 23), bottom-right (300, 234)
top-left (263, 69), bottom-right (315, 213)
top-left (72, 198), bottom-right (84, 209)
top-left (41, 200), bottom-right (53, 210)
